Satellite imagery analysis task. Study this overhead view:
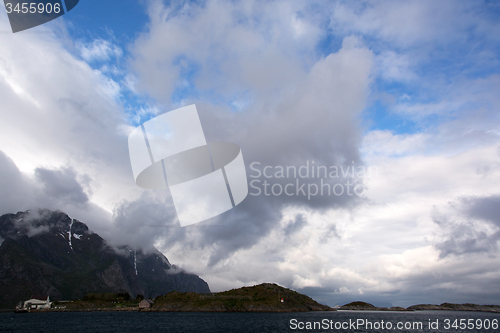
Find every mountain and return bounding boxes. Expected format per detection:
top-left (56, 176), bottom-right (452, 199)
top-left (0, 209), bottom-right (210, 308)
top-left (150, 283), bottom-right (332, 312)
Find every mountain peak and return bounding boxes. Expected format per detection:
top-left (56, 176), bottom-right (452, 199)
top-left (0, 209), bottom-right (210, 309)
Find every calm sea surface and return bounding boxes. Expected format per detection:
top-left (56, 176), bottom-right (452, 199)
top-left (1, 310), bottom-right (499, 332)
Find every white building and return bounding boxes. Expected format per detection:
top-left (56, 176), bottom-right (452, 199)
top-left (22, 296), bottom-right (52, 310)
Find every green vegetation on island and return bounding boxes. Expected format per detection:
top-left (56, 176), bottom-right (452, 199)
top-left (149, 283), bottom-right (332, 312)
top-left (17, 291), bottom-right (500, 314)
top-left (44, 283), bottom-right (333, 312)
top-left (54, 292), bottom-right (143, 311)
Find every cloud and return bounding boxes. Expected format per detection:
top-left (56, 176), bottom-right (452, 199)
top-left (35, 167), bottom-right (89, 205)
top-left (78, 0), bottom-right (500, 306)
top-left (283, 213), bottom-right (307, 237)
top-left (330, 1), bottom-right (500, 48)
top-left (76, 39), bottom-right (123, 62)
top-left (465, 195), bottom-right (500, 227)
top-left (131, 0), bottom-right (325, 103)
top-left (2, 0), bottom-right (500, 308)
top-left (433, 195), bottom-right (500, 257)
top-left (0, 149), bottom-right (111, 231)
top-left (0, 150), bottom-right (35, 214)
top-left (108, 191), bottom-right (180, 251)
top-left (361, 130), bottom-right (428, 157)
top-left (0, 12), bottom-right (143, 226)
top-left (375, 51), bottom-right (416, 82)
top-left (117, 1), bottom-right (375, 275)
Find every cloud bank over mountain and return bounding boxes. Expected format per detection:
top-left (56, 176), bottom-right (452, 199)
top-left (1, 0), bottom-right (500, 307)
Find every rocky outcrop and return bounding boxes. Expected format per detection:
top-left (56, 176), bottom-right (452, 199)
top-left (408, 303), bottom-right (500, 313)
top-left (150, 283), bottom-right (333, 312)
top-left (340, 301), bottom-right (413, 311)
top-left (337, 301), bottom-right (500, 313)
top-left (340, 301), bottom-right (377, 310)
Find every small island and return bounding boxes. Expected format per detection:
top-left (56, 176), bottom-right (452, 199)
top-left (338, 301), bottom-right (500, 314)
top-left (339, 301), bottom-right (412, 312)
top-left (407, 303), bottom-right (500, 313)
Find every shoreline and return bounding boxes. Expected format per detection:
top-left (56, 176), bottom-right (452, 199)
top-left (13, 307), bottom-right (335, 313)
top-left (337, 309), bottom-right (500, 314)
top-left (7, 307), bottom-right (500, 314)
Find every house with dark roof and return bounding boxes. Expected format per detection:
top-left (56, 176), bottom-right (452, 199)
top-left (139, 299), bottom-right (154, 309)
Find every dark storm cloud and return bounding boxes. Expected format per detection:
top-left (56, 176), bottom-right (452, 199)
top-left (199, 196), bottom-right (283, 266)
top-left (433, 195), bottom-right (500, 257)
top-left (0, 150), bottom-right (109, 232)
top-left (302, 247), bottom-right (500, 308)
top-left (0, 150), bottom-right (80, 211)
top-left (122, 1), bottom-right (373, 264)
top-left (35, 167), bottom-right (89, 205)
top-left (463, 195), bottom-right (500, 227)
top-left (0, 150), bottom-right (35, 214)
top-left (320, 224), bottom-right (340, 243)
top-left (434, 225), bottom-right (497, 258)
top-left (110, 191), bottom-right (283, 266)
top-left (385, 260), bottom-right (500, 307)
top-left (284, 214), bottom-right (307, 237)
top-left (109, 191), bottom-right (180, 252)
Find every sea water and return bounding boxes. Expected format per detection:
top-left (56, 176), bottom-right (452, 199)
top-left (0, 310), bottom-right (499, 332)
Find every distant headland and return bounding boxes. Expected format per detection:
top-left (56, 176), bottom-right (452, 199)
top-left (338, 301), bottom-right (500, 314)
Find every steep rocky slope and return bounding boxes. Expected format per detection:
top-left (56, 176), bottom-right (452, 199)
top-left (0, 209), bottom-right (209, 308)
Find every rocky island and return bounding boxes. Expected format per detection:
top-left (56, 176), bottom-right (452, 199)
top-left (339, 301), bottom-right (411, 312)
top-left (338, 301), bottom-right (500, 314)
top-left (407, 303), bottom-right (500, 313)
top-left (148, 283), bottom-right (333, 312)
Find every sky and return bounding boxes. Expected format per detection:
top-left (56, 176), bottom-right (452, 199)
top-left (1, 0), bottom-right (500, 308)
